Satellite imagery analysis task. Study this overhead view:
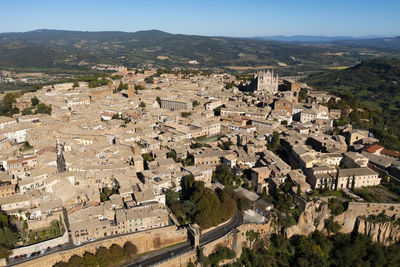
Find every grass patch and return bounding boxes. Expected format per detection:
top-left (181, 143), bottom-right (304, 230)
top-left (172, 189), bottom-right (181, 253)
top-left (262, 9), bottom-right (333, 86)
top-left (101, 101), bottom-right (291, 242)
top-left (310, 189), bottom-right (347, 198)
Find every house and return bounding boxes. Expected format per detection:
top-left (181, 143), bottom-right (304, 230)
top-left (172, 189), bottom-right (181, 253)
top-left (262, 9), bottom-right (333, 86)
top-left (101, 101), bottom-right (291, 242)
top-left (342, 152), bottom-right (369, 168)
top-left (0, 183), bottom-right (16, 198)
top-left (274, 98), bottom-right (293, 116)
top-left (251, 167), bottom-right (271, 193)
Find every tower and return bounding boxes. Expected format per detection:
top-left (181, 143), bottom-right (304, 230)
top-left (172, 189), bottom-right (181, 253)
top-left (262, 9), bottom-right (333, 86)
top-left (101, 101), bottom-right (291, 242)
top-left (56, 139), bottom-right (66, 173)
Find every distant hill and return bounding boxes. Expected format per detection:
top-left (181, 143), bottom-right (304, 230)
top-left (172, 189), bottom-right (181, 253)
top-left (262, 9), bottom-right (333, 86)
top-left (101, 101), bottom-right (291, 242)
top-left (250, 35), bottom-right (400, 47)
top-left (0, 29), bottom-right (399, 74)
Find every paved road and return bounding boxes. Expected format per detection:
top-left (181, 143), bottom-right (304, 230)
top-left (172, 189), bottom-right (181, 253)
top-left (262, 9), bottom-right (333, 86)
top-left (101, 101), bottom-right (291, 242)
top-left (125, 212), bottom-right (243, 267)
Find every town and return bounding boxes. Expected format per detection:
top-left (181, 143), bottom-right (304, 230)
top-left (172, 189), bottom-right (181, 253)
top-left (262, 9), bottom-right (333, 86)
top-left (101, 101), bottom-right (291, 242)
top-left (0, 66), bottom-right (399, 266)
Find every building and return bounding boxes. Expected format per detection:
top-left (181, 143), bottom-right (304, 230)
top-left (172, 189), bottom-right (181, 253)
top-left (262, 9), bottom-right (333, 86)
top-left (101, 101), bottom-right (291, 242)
top-left (0, 183), bottom-right (15, 198)
top-left (274, 98), bottom-right (293, 116)
top-left (306, 166), bottom-right (380, 189)
top-left (337, 167), bottom-right (380, 189)
top-left (160, 99), bottom-right (193, 111)
top-left (251, 167), bottom-right (271, 193)
top-left (254, 70), bottom-right (278, 95)
top-left (69, 202), bottom-right (169, 244)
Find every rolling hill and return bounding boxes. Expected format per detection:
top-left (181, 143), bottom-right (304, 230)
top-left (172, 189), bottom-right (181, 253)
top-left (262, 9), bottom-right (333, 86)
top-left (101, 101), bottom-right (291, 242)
top-left (0, 29), bottom-right (398, 74)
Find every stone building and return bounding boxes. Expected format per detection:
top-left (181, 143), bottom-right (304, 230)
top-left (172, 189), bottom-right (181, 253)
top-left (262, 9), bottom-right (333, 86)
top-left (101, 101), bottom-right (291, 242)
top-left (253, 70), bottom-right (278, 95)
top-left (160, 99), bottom-right (193, 111)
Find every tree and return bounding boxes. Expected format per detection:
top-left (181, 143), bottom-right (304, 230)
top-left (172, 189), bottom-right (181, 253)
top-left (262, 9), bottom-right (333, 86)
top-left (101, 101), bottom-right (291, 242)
top-left (164, 186), bottom-right (179, 206)
top-left (95, 246), bottom-right (111, 267)
top-left (0, 246), bottom-right (10, 259)
top-left (82, 252), bottom-right (98, 267)
top-left (167, 151), bottom-right (177, 162)
top-left (325, 217), bottom-right (341, 235)
top-left (123, 241), bottom-right (138, 259)
top-left (246, 230), bottom-right (260, 249)
top-left (66, 255), bottom-right (84, 267)
top-left (192, 100), bottom-right (200, 107)
top-left (35, 103), bottom-right (52, 115)
top-left (3, 93), bottom-right (17, 106)
top-left (109, 244), bottom-right (124, 262)
top-left (144, 76), bottom-right (154, 83)
top-left (21, 108), bottom-right (33, 115)
top-left (213, 164), bottom-right (235, 186)
top-left (268, 131), bottom-right (280, 152)
top-left (297, 184), bottom-right (301, 196)
top-left (31, 96), bottom-right (40, 106)
top-left (181, 112), bottom-right (191, 118)
top-left (139, 102), bottom-right (146, 108)
top-left (237, 197), bottom-right (252, 211)
top-left (334, 170), bottom-right (339, 190)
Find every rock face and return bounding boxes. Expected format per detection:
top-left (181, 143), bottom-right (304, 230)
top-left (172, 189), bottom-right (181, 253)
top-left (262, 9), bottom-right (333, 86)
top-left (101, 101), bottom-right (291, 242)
top-left (285, 201), bottom-right (400, 245)
top-left (285, 200), bottom-right (330, 238)
top-left (354, 217), bottom-right (400, 245)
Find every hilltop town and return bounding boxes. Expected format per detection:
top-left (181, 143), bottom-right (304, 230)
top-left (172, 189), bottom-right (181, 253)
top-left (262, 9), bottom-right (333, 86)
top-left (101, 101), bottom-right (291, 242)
top-left (0, 67), bottom-right (399, 266)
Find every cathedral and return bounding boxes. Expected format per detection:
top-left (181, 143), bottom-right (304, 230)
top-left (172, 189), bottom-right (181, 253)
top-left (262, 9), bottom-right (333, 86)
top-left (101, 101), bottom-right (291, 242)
top-left (253, 70), bottom-right (278, 95)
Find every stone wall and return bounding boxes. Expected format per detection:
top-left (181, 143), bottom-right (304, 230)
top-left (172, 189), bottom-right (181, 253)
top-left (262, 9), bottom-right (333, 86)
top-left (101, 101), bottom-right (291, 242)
top-left (15, 225), bottom-right (187, 267)
top-left (158, 222), bottom-right (273, 267)
top-left (10, 232), bottom-right (69, 258)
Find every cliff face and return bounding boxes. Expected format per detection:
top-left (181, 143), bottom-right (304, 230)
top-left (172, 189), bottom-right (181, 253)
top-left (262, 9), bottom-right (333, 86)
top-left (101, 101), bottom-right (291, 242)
top-left (285, 200), bottom-right (330, 238)
top-left (354, 217), bottom-right (400, 245)
top-left (285, 201), bottom-right (400, 246)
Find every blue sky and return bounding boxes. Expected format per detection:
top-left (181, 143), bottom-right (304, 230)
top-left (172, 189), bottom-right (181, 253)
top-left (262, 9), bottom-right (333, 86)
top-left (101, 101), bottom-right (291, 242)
top-left (1, 0), bottom-right (399, 36)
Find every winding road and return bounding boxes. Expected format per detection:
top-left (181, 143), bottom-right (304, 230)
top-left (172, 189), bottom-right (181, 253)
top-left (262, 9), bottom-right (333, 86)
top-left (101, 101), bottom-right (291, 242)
top-left (124, 212), bottom-right (243, 267)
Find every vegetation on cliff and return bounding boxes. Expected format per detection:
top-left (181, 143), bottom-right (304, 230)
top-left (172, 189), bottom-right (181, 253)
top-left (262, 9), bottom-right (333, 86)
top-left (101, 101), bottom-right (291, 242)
top-left (231, 231), bottom-right (400, 267)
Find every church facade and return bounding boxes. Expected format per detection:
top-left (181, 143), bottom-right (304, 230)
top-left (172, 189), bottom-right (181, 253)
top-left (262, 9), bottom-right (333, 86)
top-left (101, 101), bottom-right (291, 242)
top-left (254, 70), bottom-right (278, 95)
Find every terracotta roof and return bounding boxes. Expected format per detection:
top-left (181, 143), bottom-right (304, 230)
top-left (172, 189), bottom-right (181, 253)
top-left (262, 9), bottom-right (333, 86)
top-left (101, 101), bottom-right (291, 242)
top-left (381, 149), bottom-right (400, 158)
top-left (365, 144), bottom-right (383, 154)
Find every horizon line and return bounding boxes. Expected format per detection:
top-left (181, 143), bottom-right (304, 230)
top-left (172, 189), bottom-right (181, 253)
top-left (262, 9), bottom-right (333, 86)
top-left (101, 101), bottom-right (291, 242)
top-left (0, 28), bottom-right (398, 39)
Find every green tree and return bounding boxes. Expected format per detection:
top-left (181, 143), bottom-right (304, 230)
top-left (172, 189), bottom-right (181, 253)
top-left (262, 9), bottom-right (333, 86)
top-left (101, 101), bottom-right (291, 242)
top-left (139, 102), bottom-right (146, 108)
top-left (95, 246), bottom-right (111, 267)
top-left (325, 217), bottom-right (342, 234)
top-left (31, 96), bottom-right (40, 106)
top-left (123, 241), bottom-right (138, 259)
top-left (35, 103), bottom-right (52, 115)
top-left (66, 255), bottom-right (84, 267)
top-left (246, 230), bottom-right (260, 249)
top-left (21, 108), bottom-right (33, 115)
top-left (82, 252), bottom-right (98, 267)
top-left (297, 184), bottom-right (301, 196)
top-left (109, 244), bottom-right (124, 262)
top-left (268, 131), bottom-right (280, 152)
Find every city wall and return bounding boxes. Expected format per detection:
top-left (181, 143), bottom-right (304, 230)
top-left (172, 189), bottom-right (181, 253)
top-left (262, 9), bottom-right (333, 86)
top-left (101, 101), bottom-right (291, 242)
top-left (15, 225), bottom-right (187, 267)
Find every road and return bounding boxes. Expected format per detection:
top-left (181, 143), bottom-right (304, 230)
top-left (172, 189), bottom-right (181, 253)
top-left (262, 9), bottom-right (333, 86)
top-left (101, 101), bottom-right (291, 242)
top-left (125, 212), bottom-right (243, 267)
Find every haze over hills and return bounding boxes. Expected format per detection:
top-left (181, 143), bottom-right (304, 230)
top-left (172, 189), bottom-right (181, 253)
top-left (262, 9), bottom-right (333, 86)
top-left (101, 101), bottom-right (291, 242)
top-left (250, 35), bottom-right (399, 44)
top-left (0, 29), bottom-right (399, 74)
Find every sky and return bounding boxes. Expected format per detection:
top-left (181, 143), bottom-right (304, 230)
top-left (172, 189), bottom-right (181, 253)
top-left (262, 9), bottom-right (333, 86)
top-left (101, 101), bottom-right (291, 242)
top-left (1, 0), bottom-right (399, 37)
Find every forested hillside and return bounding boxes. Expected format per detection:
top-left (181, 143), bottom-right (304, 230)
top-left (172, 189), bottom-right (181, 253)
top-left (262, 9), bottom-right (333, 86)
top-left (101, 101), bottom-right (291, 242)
top-left (305, 58), bottom-right (400, 150)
